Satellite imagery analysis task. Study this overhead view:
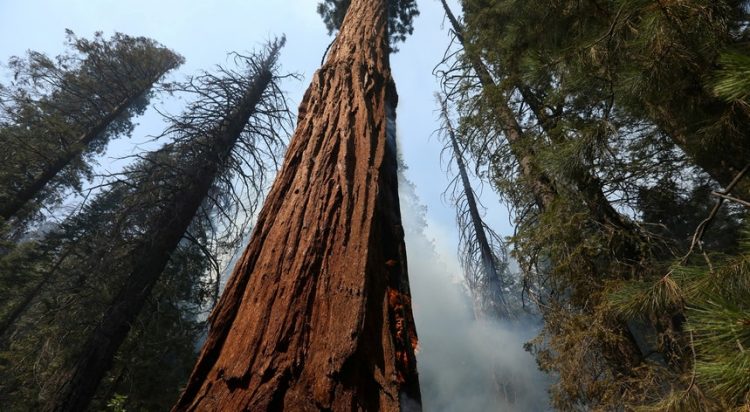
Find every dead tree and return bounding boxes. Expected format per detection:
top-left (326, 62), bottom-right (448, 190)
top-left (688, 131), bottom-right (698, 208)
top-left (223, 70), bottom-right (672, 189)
top-left (43, 40), bottom-right (288, 412)
top-left (437, 96), bottom-right (511, 319)
top-left (173, 0), bottom-right (421, 410)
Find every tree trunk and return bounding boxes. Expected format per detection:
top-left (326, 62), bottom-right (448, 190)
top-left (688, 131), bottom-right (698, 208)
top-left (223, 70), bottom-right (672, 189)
top-left (440, 1), bottom-right (556, 211)
top-left (43, 50), bottom-right (280, 412)
top-left (0, 249), bottom-right (71, 342)
top-left (440, 99), bottom-right (510, 319)
top-left (438, 0), bottom-right (644, 379)
top-left (0, 68), bottom-right (168, 222)
top-left (650, 107), bottom-right (750, 200)
top-left (173, 1), bottom-right (421, 410)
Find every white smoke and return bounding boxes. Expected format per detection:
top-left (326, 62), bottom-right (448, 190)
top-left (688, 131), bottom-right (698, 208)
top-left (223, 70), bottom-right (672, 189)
top-left (398, 172), bottom-right (553, 411)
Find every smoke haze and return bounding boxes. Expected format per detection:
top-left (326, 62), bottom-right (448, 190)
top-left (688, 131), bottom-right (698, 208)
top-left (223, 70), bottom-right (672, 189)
top-left (398, 173), bottom-right (552, 411)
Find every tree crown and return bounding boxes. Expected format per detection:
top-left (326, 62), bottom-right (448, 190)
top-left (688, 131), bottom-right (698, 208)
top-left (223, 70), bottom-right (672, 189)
top-left (316, 0), bottom-right (419, 50)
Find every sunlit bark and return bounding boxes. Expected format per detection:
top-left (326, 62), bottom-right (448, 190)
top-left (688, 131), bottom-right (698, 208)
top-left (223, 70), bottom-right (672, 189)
top-left (173, 0), bottom-right (421, 410)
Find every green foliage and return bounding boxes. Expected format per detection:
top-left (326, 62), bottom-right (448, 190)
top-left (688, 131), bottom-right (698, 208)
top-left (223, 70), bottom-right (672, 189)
top-left (95, 235), bottom-right (213, 411)
top-left (608, 274), bottom-right (686, 320)
top-left (106, 394), bottom-right (128, 412)
top-left (714, 51), bottom-right (750, 110)
top-left (0, 30), bottom-right (182, 226)
top-left (687, 241), bottom-right (750, 407)
top-left (439, 0), bottom-right (750, 409)
top-left (0, 40), bottom-right (288, 410)
top-left (602, 233), bottom-right (750, 409)
top-left (316, 0), bottom-right (419, 49)
top-left (0, 155), bottom-right (216, 411)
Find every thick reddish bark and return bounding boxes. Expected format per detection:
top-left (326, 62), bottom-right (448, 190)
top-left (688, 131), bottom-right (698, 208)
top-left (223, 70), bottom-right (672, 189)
top-left (173, 0), bottom-right (421, 410)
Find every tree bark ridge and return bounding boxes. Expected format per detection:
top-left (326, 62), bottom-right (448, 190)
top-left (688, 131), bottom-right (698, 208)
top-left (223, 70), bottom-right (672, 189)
top-left (173, 0), bottom-right (421, 410)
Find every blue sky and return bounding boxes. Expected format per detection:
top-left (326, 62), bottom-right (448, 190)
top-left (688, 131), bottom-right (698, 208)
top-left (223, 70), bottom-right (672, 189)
top-left (0, 4), bottom-right (549, 408)
top-left (0, 0), bottom-right (512, 275)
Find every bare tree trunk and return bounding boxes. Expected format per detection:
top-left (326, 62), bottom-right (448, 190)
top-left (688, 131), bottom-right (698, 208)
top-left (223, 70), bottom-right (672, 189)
top-left (43, 48), bottom-right (281, 412)
top-left (173, 1), bottom-right (421, 410)
top-left (0, 68), bottom-right (168, 222)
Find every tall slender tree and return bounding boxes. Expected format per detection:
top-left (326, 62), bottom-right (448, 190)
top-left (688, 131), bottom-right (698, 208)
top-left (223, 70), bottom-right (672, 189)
top-left (435, 1), bottom-right (668, 407)
top-left (173, 1), bottom-right (421, 410)
top-left (39, 40), bottom-right (288, 412)
top-left (0, 31), bottom-right (182, 225)
top-left (437, 95), bottom-right (511, 319)
top-left (443, 0), bottom-right (750, 409)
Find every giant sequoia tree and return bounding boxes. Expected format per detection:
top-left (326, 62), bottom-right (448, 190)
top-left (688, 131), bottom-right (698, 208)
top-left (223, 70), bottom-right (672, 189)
top-left (0, 31), bottom-right (182, 226)
top-left (174, 0), bottom-right (422, 410)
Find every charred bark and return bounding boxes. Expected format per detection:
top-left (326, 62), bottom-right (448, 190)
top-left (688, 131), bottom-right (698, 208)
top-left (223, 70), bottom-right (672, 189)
top-left (173, 0), bottom-right (421, 410)
top-left (42, 46), bottom-right (282, 412)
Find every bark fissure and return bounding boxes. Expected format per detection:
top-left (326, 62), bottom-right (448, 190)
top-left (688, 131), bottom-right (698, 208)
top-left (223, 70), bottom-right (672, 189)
top-left (173, 0), bottom-right (420, 409)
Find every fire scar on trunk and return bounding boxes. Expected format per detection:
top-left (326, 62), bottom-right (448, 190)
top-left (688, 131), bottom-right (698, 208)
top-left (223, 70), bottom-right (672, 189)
top-left (388, 287), bottom-right (419, 384)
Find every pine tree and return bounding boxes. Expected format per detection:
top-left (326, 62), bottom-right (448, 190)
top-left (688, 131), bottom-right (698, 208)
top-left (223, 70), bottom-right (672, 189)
top-left (0, 190), bottom-right (216, 411)
top-left (435, 2), bottom-right (663, 407)
top-left (0, 31), bottom-right (182, 226)
top-left (38, 39), bottom-right (288, 412)
top-left (444, 0), bottom-right (750, 409)
top-left (96, 221), bottom-right (215, 411)
top-left (173, 1), bottom-right (421, 410)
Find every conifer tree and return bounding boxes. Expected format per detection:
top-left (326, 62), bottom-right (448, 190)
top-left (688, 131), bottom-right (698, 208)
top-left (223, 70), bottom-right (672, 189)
top-left (443, 0), bottom-right (750, 409)
top-left (0, 31), bottom-right (182, 226)
top-left (173, 1), bottom-right (422, 410)
top-left (437, 95), bottom-right (512, 319)
top-left (435, 2), bottom-right (659, 406)
top-left (37, 39), bottom-right (289, 412)
top-left (0, 196), bottom-right (214, 411)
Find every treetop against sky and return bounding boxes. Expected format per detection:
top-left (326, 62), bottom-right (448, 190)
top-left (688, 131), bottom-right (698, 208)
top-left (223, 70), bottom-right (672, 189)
top-left (0, 0), bottom-right (509, 262)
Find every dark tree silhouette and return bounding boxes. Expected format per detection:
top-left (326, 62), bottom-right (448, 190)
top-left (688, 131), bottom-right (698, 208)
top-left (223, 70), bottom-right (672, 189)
top-left (42, 40), bottom-right (288, 412)
top-left (0, 32), bottom-right (182, 224)
top-left (437, 96), bottom-right (511, 319)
